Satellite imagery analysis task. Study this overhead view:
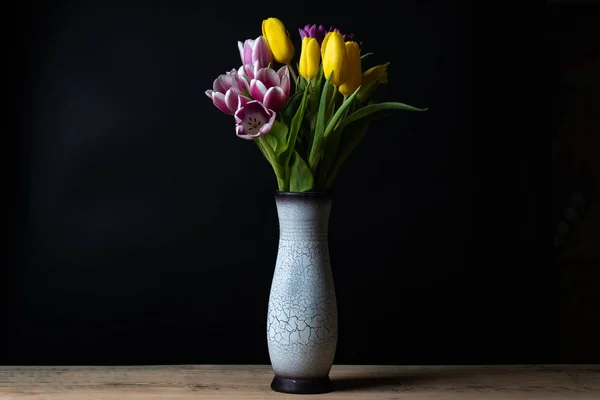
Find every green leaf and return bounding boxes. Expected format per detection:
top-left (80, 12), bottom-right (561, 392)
top-left (266, 120), bottom-right (289, 155)
top-left (316, 122), bottom-right (343, 188)
top-left (297, 76), bottom-right (307, 92)
top-left (323, 85), bottom-right (361, 139)
top-left (360, 52), bottom-right (374, 60)
top-left (314, 85), bottom-right (361, 187)
top-left (309, 64), bottom-right (325, 133)
top-left (257, 135), bottom-right (287, 190)
top-left (280, 92), bottom-right (304, 125)
top-left (289, 151), bottom-right (314, 192)
top-left (282, 82), bottom-right (310, 167)
top-left (263, 134), bottom-right (278, 152)
top-left (337, 101), bottom-right (428, 132)
top-left (308, 71), bottom-right (333, 172)
top-left (322, 119), bottom-right (371, 190)
top-left (324, 85), bottom-right (338, 126)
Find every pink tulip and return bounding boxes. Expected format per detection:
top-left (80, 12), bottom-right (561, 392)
top-left (235, 100), bottom-right (276, 140)
top-left (238, 36), bottom-right (272, 79)
top-left (205, 69), bottom-right (251, 115)
top-left (249, 66), bottom-right (290, 112)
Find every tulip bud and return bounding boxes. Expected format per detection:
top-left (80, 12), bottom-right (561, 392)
top-left (262, 18), bottom-right (295, 64)
top-left (299, 37), bottom-right (320, 80)
top-left (238, 36), bottom-right (272, 74)
top-left (321, 31), bottom-right (347, 86)
top-left (357, 64), bottom-right (388, 102)
top-left (339, 41), bottom-right (361, 96)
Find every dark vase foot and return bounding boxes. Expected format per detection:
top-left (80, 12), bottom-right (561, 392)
top-left (271, 375), bottom-right (334, 394)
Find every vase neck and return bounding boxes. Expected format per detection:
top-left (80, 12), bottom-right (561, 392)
top-left (275, 194), bottom-right (332, 241)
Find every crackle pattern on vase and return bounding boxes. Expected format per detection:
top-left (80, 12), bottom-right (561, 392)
top-left (267, 193), bottom-right (338, 379)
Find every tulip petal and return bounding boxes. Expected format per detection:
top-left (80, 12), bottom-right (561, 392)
top-left (307, 38), bottom-right (321, 79)
top-left (339, 41), bottom-right (362, 96)
top-left (320, 31), bottom-right (330, 60)
top-left (259, 111), bottom-right (276, 135)
top-left (224, 74), bottom-right (240, 90)
top-left (224, 89), bottom-right (243, 113)
top-left (262, 17), bottom-right (295, 64)
top-left (205, 89), bottom-right (214, 99)
top-left (236, 124), bottom-right (257, 140)
top-left (240, 63), bottom-right (253, 80)
top-left (243, 39), bottom-right (255, 65)
top-left (277, 66), bottom-right (288, 81)
top-left (322, 31), bottom-right (347, 86)
top-left (238, 94), bottom-right (250, 109)
top-left (299, 38), bottom-right (308, 78)
top-left (234, 100), bottom-right (275, 139)
top-left (212, 92), bottom-right (233, 115)
top-left (253, 36), bottom-right (272, 68)
top-left (250, 79), bottom-right (268, 102)
top-left (263, 86), bottom-right (287, 112)
top-left (213, 76), bottom-right (227, 93)
top-left (281, 74), bottom-right (290, 98)
top-left (299, 28), bottom-right (307, 40)
top-left (238, 41), bottom-right (245, 64)
top-left (256, 67), bottom-right (280, 89)
top-left (238, 72), bottom-right (251, 93)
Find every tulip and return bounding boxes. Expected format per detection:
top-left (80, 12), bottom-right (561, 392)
top-left (357, 64), bottom-right (388, 102)
top-left (299, 24), bottom-right (328, 45)
top-left (299, 37), bottom-right (320, 80)
top-left (328, 27), bottom-right (355, 42)
top-left (205, 69), bottom-right (251, 115)
top-left (249, 66), bottom-right (290, 112)
top-left (238, 36), bottom-right (272, 78)
top-left (339, 41), bottom-right (362, 96)
top-left (262, 18), bottom-right (295, 64)
top-left (235, 100), bottom-right (276, 140)
top-left (321, 31), bottom-right (347, 86)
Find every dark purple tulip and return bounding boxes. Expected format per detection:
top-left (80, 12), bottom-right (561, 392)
top-left (328, 26), bottom-right (355, 42)
top-left (298, 24), bottom-right (328, 45)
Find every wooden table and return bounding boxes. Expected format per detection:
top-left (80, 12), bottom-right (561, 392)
top-left (1, 365), bottom-right (599, 399)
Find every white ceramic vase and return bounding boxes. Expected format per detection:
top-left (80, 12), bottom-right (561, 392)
top-left (267, 191), bottom-right (338, 394)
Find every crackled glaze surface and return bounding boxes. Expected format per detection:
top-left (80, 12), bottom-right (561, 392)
top-left (267, 193), bottom-right (338, 379)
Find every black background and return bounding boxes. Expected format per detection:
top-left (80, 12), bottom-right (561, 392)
top-left (6, 1), bottom-right (590, 365)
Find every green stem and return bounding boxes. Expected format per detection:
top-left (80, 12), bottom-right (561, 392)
top-left (326, 87), bottom-right (337, 125)
top-left (338, 96), bottom-right (351, 129)
top-left (288, 64), bottom-right (299, 88)
top-left (258, 136), bottom-right (288, 191)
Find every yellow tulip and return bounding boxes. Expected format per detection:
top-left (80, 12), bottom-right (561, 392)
top-left (357, 64), bottom-right (388, 102)
top-left (321, 31), bottom-right (346, 86)
top-left (339, 41), bottom-right (362, 96)
top-left (262, 18), bottom-right (295, 64)
top-left (299, 37), bottom-right (320, 79)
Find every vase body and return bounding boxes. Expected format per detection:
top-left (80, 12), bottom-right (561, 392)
top-left (267, 191), bottom-right (338, 394)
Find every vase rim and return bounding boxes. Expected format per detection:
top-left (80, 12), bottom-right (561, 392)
top-left (275, 190), bottom-right (332, 198)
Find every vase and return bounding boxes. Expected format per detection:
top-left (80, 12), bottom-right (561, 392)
top-left (267, 191), bottom-right (338, 394)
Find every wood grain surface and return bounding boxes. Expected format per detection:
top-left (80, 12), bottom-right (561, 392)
top-left (1, 365), bottom-right (599, 399)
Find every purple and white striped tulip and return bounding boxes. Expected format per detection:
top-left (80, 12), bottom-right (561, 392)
top-left (237, 36), bottom-right (272, 79)
top-left (249, 66), bottom-right (290, 112)
top-left (235, 100), bottom-right (276, 140)
top-left (205, 69), bottom-right (251, 115)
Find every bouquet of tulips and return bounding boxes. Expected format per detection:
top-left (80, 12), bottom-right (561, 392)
top-left (206, 17), bottom-right (426, 192)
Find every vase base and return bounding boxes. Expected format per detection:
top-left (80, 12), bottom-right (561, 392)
top-left (271, 375), bottom-right (334, 394)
